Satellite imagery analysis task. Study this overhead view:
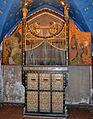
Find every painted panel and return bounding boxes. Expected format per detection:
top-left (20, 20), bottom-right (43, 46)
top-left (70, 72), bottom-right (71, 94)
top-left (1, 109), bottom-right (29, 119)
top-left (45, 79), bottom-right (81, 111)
top-left (69, 21), bottom-right (91, 65)
top-left (2, 24), bottom-right (22, 65)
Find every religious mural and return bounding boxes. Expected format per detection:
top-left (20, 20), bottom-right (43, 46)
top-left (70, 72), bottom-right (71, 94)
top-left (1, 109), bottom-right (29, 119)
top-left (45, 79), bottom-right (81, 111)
top-left (2, 24), bottom-right (22, 65)
top-left (69, 21), bottom-right (91, 65)
top-left (2, 20), bottom-right (91, 66)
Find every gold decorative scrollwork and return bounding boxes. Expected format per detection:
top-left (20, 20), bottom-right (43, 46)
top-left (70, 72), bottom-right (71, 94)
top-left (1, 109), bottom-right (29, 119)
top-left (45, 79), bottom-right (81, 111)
top-left (25, 22), bottom-right (66, 51)
top-left (28, 21), bottom-right (65, 38)
top-left (29, 22), bottom-right (41, 35)
top-left (49, 22), bottom-right (59, 35)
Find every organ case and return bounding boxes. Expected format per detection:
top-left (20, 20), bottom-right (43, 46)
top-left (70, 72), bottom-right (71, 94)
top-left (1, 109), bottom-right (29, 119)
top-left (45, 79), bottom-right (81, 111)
top-left (22, 8), bottom-right (69, 118)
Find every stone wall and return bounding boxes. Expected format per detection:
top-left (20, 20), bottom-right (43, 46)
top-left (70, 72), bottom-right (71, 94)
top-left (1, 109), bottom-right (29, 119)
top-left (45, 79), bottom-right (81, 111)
top-left (66, 66), bottom-right (91, 104)
top-left (0, 61), bottom-right (3, 102)
top-left (2, 65), bottom-right (25, 103)
top-left (0, 65), bottom-right (92, 104)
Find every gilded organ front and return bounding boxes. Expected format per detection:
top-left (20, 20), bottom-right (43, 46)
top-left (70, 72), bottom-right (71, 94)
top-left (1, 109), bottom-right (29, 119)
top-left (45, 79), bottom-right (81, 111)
top-left (24, 11), bottom-right (67, 65)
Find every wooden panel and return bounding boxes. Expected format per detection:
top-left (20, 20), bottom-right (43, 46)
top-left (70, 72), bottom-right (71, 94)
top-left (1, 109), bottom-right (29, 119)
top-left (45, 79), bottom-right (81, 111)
top-left (27, 73), bottom-right (38, 90)
top-left (52, 92), bottom-right (63, 113)
top-left (40, 74), bottom-right (50, 90)
top-left (40, 92), bottom-right (50, 112)
top-left (69, 21), bottom-right (91, 65)
top-left (2, 23), bottom-right (22, 65)
top-left (52, 74), bottom-right (63, 90)
top-left (27, 92), bottom-right (38, 112)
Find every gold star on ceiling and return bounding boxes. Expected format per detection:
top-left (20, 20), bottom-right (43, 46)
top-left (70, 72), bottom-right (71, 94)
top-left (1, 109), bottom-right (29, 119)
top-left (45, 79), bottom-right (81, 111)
top-left (70, 11), bottom-right (73, 14)
top-left (39, 3), bottom-right (43, 5)
top-left (10, 14), bottom-right (13, 17)
top-left (14, 5), bottom-right (16, 8)
top-left (0, 10), bottom-right (3, 14)
top-left (33, 6), bottom-right (36, 8)
top-left (76, 10), bottom-right (79, 14)
top-left (89, 18), bottom-right (92, 22)
top-left (4, 1), bottom-right (6, 4)
top-left (84, 7), bottom-right (89, 11)
top-left (20, 1), bottom-right (22, 4)
top-left (16, 12), bottom-right (19, 15)
top-left (72, 17), bottom-right (76, 20)
top-left (48, 2), bottom-right (52, 5)
top-left (16, 18), bottom-right (18, 21)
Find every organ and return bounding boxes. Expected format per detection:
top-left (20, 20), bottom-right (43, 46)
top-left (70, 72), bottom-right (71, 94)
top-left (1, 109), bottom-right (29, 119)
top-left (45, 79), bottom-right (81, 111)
top-left (21, 1), bottom-right (69, 118)
top-left (1, 0), bottom-right (92, 118)
top-left (22, 7), bottom-right (69, 117)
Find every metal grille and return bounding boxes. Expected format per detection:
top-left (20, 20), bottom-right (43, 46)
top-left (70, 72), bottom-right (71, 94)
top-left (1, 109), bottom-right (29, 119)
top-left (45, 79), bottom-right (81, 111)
top-left (25, 41), bottom-right (67, 65)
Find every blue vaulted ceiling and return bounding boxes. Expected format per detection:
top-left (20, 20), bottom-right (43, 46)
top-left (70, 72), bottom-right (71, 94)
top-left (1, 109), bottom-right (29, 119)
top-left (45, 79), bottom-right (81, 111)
top-left (0, 0), bottom-right (93, 50)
